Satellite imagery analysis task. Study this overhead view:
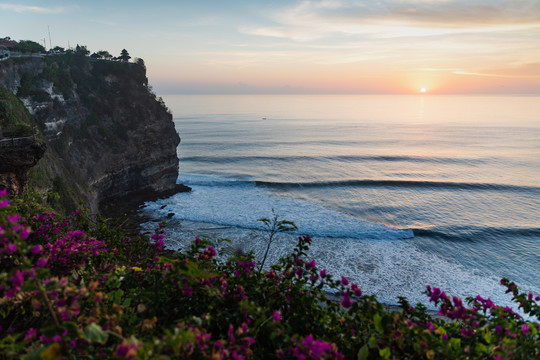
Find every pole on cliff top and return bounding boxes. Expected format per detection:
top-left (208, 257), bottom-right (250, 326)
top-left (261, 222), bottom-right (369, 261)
top-left (48, 26), bottom-right (52, 50)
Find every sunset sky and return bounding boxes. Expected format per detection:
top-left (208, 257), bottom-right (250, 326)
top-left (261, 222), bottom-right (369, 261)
top-left (2, 0), bottom-right (540, 94)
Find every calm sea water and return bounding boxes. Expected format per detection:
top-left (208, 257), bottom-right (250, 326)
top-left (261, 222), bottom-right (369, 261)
top-left (142, 94), bottom-right (540, 308)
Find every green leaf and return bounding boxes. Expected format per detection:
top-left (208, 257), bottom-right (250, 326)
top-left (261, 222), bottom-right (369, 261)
top-left (449, 337), bottom-right (461, 350)
top-left (357, 345), bottom-right (369, 360)
top-left (40, 343), bottom-right (61, 360)
top-left (21, 347), bottom-right (46, 360)
top-left (374, 313), bottom-right (383, 333)
top-left (368, 337), bottom-right (377, 348)
top-left (475, 342), bottom-right (488, 354)
top-left (484, 331), bottom-right (492, 344)
top-left (63, 321), bottom-right (81, 337)
top-left (113, 289), bottom-right (124, 303)
top-left (379, 347), bottom-right (391, 359)
top-left (84, 323), bottom-right (108, 344)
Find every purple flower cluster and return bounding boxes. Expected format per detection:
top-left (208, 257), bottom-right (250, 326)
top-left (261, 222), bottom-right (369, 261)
top-left (234, 260), bottom-right (257, 277)
top-left (198, 245), bottom-right (217, 261)
top-left (43, 230), bottom-right (109, 274)
top-left (150, 224), bottom-right (166, 252)
top-left (285, 335), bottom-right (344, 360)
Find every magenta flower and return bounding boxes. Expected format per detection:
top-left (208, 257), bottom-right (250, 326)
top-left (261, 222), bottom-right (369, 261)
top-left (340, 292), bottom-right (352, 309)
top-left (19, 227), bottom-right (30, 240)
top-left (522, 323), bottom-right (530, 334)
top-left (7, 215), bottom-right (20, 223)
top-left (24, 328), bottom-right (37, 342)
top-left (273, 310), bottom-right (281, 322)
top-left (9, 271), bottom-right (24, 293)
top-left (306, 260), bottom-right (316, 269)
top-left (351, 283), bottom-right (362, 297)
top-left (320, 269), bottom-right (327, 278)
top-left (31, 245), bottom-right (42, 254)
top-left (289, 335), bottom-right (343, 360)
top-left (36, 258), bottom-right (47, 267)
top-left (341, 276), bottom-right (349, 286)
top-left (6, 243), bottom-right (17, 254)
top-left (0, 188), bottom-right (7, 196)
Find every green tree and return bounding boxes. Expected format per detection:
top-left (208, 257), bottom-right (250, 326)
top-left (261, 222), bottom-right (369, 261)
top-left (13, 40), bottom-right (45, 54)
top-left (119, 49), bottom-right (131, 62)
top-left (134, 57), bottom-right (146, 71)
top-left (97, 50), bottom-right (112, 60)
top-left (75, 44), bottom-right (90, 56)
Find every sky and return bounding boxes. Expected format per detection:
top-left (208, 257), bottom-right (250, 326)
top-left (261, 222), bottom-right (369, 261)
top-left (1, 0), bottom-right (540, 94)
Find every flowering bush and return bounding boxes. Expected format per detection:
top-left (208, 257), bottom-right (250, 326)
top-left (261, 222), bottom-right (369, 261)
top-left (0, 189), bottom-right (539, 359)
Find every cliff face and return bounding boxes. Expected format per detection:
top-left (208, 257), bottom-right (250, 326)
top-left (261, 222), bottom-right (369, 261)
top-left (0, 139), bottom-right (46, 194)
top-left (0, 55), bottom-right (186, 214)
top-left (0, 86), bottom-right (46, 194)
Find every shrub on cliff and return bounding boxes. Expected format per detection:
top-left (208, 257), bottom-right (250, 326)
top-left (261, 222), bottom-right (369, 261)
top-left (0, 87), bottom-right (34, 137)
top-left (12, 40), bottom-right (45, 54)
top-left (0, 190), bottom-right (539, 359)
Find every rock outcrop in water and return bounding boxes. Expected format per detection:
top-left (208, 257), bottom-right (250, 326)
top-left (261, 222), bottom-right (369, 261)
top-left (0, 54), bottom-right (188, 214)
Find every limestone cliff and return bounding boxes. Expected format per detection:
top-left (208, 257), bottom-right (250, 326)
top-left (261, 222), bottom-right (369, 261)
top-left (0, 54), bottom-right (188, 214)
top-left (0, 86), bottom-right (46, 194)
top-left (0, 138), bottom-right (46, 194)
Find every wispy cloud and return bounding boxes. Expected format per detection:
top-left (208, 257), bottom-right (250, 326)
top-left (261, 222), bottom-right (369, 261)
top-left (455, 63), bottom-right (540, 78)
top-left (243, 0), bottom-right (540, 41)
top-left (0, 3), bottom-right (72, 14)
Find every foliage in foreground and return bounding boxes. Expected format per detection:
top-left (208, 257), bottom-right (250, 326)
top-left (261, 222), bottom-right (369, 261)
top-left (0, 190), bottom-right (539, 359)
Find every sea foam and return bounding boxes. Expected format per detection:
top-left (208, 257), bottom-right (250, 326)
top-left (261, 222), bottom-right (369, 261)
top-left (140, 174), bottom-right (535, 312)
top-left (143, 174), bottom-right (413, 240)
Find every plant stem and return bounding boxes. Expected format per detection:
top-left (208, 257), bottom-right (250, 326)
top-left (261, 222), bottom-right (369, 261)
top-left (37, 279), bottom-right (61, 330)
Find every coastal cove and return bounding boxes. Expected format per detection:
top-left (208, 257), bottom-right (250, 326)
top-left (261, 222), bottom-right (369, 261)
top-left (141, 94), bottom-right (540, 310)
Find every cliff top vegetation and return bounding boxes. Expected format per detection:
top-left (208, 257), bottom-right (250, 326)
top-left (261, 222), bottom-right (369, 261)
top-left (0, 87), bottom-right (34, 138)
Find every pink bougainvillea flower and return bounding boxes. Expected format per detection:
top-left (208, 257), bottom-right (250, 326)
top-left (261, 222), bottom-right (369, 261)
top-left (273, 311), bottom-right (281, 322)
top-left (351, 283), bottom-right (362, 297)
top-left (31, 245), bottom-right (42, 254)
top-left (19, 227), bottom-right (30, 240)
top-left (10, 270), bottom-right (24, 289)
top-left (6, 243), bottom-right (17, 254)
top-left (36, 258), bottom-right (48, 267)
top-left (24, 328), bottom-right (37, 342)
top-left (341, 292), bottom-right (352, 309)
top-left (7, 215), bottom-right (20, 223)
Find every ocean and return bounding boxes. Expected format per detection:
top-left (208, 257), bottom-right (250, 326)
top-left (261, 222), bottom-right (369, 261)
top-left (141, 94), bottom-right (540, 309)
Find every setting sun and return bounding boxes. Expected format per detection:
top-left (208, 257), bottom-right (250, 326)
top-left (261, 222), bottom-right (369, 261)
top-left (420, 88), bottom-right (427, 93)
